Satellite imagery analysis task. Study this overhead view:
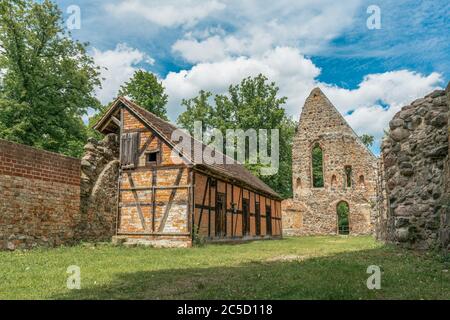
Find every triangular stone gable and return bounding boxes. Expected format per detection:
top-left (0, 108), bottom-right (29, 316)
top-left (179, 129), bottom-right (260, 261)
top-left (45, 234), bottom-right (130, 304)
top-left (296, 87), bottom-right (374, 158)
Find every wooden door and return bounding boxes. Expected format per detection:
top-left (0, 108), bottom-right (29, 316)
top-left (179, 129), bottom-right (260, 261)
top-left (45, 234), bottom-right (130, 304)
top-left (266, 205), bottom-right (272, 236)
top-left (255, 201), bottom-right (261, 236)
top-left (242, 198), bottom-right (250, 236)
top-left (215, 193), bottom-right (226, 238)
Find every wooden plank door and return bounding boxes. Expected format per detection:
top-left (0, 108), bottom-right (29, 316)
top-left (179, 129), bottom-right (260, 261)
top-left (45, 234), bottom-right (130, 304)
top-left (242, 198), bottom-right (250, 236)
top-left (215, 193), bottom-right (226, 238)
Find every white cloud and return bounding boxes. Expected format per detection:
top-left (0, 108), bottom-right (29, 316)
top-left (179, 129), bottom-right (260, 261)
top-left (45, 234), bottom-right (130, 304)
top-left (92, 43), bottom-right (153, 104)
top-left (105, 0), bottom-right (225, 28)
top-left (163, 47), bottom-right (320, 118)
top-left (321, 70), bottom-right (443, 142)
top-left (90, 41), bottom-right (443, 154)
top-left (171, 0), bottom-right (362, 63)
top-left (322, 71), bottom-right (443, 115)
top-left (172, 35), bottom-right (228, 63)
top-left (162, 46), bottom-right (443, 153)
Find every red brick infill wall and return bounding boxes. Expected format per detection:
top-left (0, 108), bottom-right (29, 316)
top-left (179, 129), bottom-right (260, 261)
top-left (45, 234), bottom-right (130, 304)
top-left (0, 139), bottom-right (81, 250)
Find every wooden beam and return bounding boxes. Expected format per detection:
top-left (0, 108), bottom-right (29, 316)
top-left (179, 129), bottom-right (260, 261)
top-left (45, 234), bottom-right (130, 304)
top-left (122, 164), bottom-right (187, 172)
top-left (111, 116), bottom-right (120, 126)
top-left (138, 134), bottom-right (156, 156)
top-left (155, 185), bottom-right (190, 190)
top-left (197, 177), bottom-right (210, 234)
top-left (120, 187), bottom-right (152, 192)
top-left (126, 172), bottom-right (147, 230)
top-left (188, 169), bottom-right (194, 236)
top-left (225, 182), bottom-right (228, 237)
top-left (231, 184), bottom-right (234, 238)
top-left (234, 187), bottom-right (242, 236)
top-left (151, 167), bottom-right (157, 232)
top-left (117, 232), bottom-right (191, 237)
top-left (115, 107), bottom-right (124, 235)
top-left (121, 185), bottom-right (191, 192)
top-left (158, 168), bottom-right (184, 232)
top-left (208, 178), bottom-right (212, 237)
top-left (120, 202), bottom-right (153, 208)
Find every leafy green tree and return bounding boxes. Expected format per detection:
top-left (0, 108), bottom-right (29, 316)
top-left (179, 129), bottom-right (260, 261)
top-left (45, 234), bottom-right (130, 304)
top-left (0, 0), bottom-right (101, 157)
top-left (337, 201), bottom-right (349, 234)
top-left (177, 90), bottom-right (213, 133)
top-left (312, 144), bottom-right (324, 188)
top-left (177, 74), bottom-right (295, 198)
top-left (119, 70), bottom-right (168, 120)
top-left (360, 134), bottom-right (375, 148)
top-left (86, 105), bottom-right (109, 141)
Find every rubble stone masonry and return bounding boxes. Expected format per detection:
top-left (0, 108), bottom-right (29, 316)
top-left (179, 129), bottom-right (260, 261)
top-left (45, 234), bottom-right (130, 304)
top-left (282, 88), bottom-right (378, 236)
top-left (78, 134), bottom-right (119, 241)
top-left (0, 139), bottom-right (81, 250)
top-left (379, 85), bottom-right (449, 250)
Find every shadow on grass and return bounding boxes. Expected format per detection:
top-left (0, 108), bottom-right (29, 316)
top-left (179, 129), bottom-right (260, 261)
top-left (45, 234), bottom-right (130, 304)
top-left (52, 245), bottom-right (450, 300)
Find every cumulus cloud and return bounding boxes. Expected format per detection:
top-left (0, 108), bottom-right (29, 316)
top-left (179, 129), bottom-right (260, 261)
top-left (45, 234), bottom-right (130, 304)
top-left (163, 46), bottom-right (320, 118)
top-left (171, 0), bottom-right (361, 62)
top-left (172, 35), bottom-right (229, 63)
top-left (105, 0), bottom-right (225, 28)
top-left (321, 71), bottom-right (443, 142)
top-left (89, 41), bottom-right (443, 156)
top-left (162, 46), bottom-right (443, 154)
top-left (92, 43), bottom-right (154, 105)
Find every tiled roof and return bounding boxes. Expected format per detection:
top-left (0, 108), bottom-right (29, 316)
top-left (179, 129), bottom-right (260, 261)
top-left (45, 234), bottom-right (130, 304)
top-left (118, 97), bottom-right (281, 199)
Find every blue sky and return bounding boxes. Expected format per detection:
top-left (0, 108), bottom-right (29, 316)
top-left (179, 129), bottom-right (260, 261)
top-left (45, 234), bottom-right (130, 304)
top-left (54, 0), bottom-right (449, 154)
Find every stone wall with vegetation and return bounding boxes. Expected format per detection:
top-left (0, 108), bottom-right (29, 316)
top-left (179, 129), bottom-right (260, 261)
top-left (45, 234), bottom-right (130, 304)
top-left (0, 140), bottom-right (81, 250)
top-left (78, 134), bottom-right (119, 241)
top-left (379, 86), bottom-right (449, 250)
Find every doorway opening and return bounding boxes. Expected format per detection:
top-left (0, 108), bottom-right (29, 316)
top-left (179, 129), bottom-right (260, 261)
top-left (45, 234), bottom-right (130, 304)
top-left (337, 201), bottom-right (349, 235)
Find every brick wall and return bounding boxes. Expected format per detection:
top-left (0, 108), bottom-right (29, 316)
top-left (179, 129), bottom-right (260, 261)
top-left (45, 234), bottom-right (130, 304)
top-left (0, 139), bottom-right (81, 250)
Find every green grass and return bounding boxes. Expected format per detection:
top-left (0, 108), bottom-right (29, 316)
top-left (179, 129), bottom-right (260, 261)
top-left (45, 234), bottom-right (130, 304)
top-left (0, 236), bottom-right (448, 300)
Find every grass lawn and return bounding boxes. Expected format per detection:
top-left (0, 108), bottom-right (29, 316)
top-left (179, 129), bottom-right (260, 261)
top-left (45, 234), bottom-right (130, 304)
top-left (0, 236), bottom-right (449, 300)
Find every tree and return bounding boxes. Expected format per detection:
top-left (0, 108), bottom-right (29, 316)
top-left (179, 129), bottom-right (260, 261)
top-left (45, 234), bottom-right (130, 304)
top-left (177, 74), bottom-right (295, 198)
top-left (119, 70), bottom-right (168, 120)
top-left (337, 201), bottom-right (349, 234)
top-left (0, 0), bottom-right (101, 157)
top-left (360, 134), bottom-right (375, 148)
top-left (312, 144), bottom-right (324, 188)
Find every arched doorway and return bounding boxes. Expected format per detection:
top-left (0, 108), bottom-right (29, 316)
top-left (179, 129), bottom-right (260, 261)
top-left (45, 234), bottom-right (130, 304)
top-left (336, 201), bottom-right (349, 235)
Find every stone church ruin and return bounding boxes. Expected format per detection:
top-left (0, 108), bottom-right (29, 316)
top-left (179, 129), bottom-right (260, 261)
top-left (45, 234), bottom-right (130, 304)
top-left (282, 88), bottom-right (378, 236)
top-left (0, 83), bottom-right (449, 252)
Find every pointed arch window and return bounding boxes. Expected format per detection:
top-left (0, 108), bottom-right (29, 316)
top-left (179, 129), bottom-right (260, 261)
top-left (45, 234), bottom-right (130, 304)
top-left (331, 175), bottom-right (337, 188)
top-left (359, 175), bottom-right (365, 187)
top-left (312, 143), bottom-right (324, 188)
top-left (344, 166), bottom-right (352, 188)
top-left (296, 177), bottom-right (302, 191)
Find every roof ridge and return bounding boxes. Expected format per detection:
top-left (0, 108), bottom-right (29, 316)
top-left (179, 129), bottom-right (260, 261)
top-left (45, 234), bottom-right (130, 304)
top-left (116, 97), bottom-right (280, 198)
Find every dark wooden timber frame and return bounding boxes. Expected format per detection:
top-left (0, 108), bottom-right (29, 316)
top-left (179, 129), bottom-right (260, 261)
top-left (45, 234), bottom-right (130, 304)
top-left (111, 104), bottom-right (195, 237)
top-left (96, 98), bottom-right (282, 242)
top-left (193, 170), bottom-right (282, 241)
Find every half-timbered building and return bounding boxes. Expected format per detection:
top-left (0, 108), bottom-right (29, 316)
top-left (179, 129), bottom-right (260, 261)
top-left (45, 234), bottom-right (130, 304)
top-left (94, 97), bottom-right (282, 247)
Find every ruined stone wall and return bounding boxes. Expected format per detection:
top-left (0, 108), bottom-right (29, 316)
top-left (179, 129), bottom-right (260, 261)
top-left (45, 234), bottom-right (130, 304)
top-left (0, 139), bottom-right (81, 250)
top-left (442, 85), bottom-right (450, 250)
top-left (380, 87), bottom-right (449, 250)
top-left (283, 88), bottom-right (378, 236)
top-left (375, 154), bottom-right (389, 240)
top-left (78, 134), bottom-right (119, 241)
